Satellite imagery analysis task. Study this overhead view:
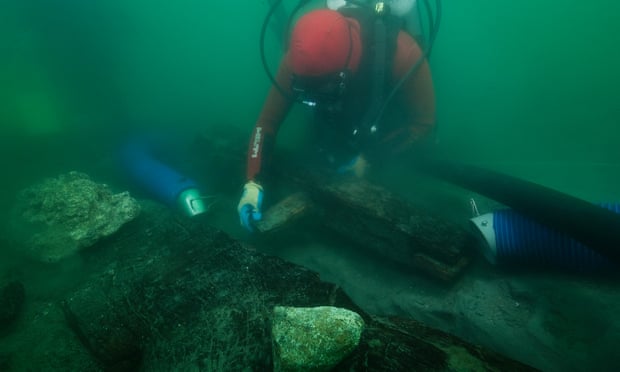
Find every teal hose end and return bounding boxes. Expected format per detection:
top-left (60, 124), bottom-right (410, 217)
top-left (177, 188), bottom-right (208, 217)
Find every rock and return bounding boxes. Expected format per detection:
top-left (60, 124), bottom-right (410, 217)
top-left (35, 202), bottom-right (534, 371)
top-left (9, 171), bottom-right (140, 262)
top-left (53, 201), bottom-right (367, 371)
top-left (0, 281), bottom-right (25, 332)
top-left (272, 306), bottom-right (365, 372)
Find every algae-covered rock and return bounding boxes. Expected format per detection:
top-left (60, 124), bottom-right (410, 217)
top-left (9, 171), bottom-right (140, 262)
top-left (25, 202), bottom-right (534, 371)
top-left (272, 306), bottom-right (365, 372)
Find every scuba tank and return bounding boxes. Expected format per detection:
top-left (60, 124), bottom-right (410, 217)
top-left (327, 0), bottom-right (416, 17)
top-left (326, 0), bottom-right (423, 41)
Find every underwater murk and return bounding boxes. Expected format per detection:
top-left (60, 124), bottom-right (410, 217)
top-left (0, 1), bottom-right (619, 371)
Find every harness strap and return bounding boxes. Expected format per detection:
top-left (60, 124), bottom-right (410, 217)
top-left (360, 10), bottom-right (387, 136)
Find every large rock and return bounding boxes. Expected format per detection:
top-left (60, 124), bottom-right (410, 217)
top-left (272, 306), bottom-right (364, 372)
top-left (0, 199), bottom-right (535, 371)
top-left (35, 202), bottom-right (533, 371)
top-left (8, 171), bottom-right (140, 262)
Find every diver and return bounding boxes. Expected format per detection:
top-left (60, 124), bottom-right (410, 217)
top-left (238, 1), bottom-right (437, 232)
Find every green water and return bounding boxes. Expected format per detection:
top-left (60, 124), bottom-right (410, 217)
top-left (2, 0), bottom-right (618, 197)
top-left (1, 0), bottom-right (619, 370)
top-left (432, 0), bottom-right (620, 200)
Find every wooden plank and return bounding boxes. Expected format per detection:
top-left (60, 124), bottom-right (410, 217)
top-left (255, 192), bottom-right (314, 234)
top-left (263, 170), bottom-right (473, 281)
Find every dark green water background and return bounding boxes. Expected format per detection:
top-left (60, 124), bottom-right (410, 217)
top-left (1, 0), bottom-right (618, 200)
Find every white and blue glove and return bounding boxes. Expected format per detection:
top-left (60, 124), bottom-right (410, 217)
top-left (337, 154), bottom-right (368, 178)
top-left (237, 181), bottom-right (263, 232)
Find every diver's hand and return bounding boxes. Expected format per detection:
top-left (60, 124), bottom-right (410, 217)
top-left (337, 155), bottom-right (368, 178)
top-left (237, 181), bottom-right (263, 232)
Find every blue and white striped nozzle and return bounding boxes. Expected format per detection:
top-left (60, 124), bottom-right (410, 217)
top-left (470, 212), bottom-right (498, 265)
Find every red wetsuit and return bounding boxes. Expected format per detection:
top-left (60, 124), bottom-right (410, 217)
top-left (245, 28), bottom-right (436, 183)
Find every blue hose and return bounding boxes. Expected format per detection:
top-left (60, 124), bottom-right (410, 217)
top-left (120, 138), bottom-right (198, 208)
top-left (476, 204), bottom-right (619, 271)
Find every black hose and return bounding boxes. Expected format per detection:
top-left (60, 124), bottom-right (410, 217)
top-left (421, 0), bottom-right (435, 52)
top-left (421, 0), bottom-right (442, 58)
top-left (373, 0), bottom-right (441, 129)
top-left (260, 0), bottom-right (290, 98)
top-left (416, 157), bottom-right (620, 266)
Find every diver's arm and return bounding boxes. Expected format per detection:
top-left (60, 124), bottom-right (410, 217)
top-left (246, 57), bottom-right (295, 182)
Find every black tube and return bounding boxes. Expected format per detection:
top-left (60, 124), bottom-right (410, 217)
top-left (260, 0), bottom-right (290, 98)
top-left (416, 158), bottom-right (620, 265)
top-left (373, 0), bottom-right (441, 129)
